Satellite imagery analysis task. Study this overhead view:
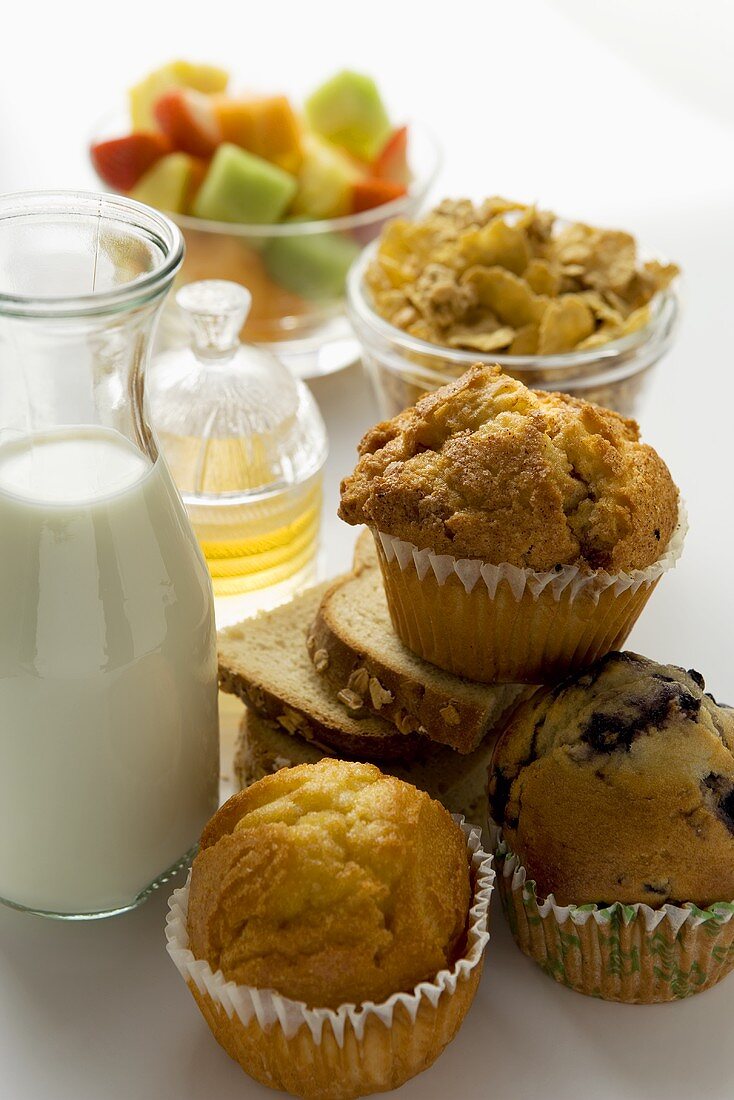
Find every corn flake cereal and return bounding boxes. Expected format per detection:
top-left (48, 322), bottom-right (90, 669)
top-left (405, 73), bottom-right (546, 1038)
top-left (366, 198), bottom-right (679, 356)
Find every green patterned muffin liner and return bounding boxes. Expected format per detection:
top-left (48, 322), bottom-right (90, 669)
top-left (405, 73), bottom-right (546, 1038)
top-left (493, 833), bottom-right (734, 1003)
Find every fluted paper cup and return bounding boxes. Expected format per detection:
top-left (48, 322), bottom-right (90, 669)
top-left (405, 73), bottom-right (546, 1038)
top-left (371, 504), bottom-right (686, 684)
top-left (493, 834), bottom-right (734, 1003)
top-left (165, 820), bottom-right (494, 1100)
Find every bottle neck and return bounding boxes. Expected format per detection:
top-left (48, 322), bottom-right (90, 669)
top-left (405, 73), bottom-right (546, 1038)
top-left (0, 294), bottom-right (166, 463)
top-left (0, 190), bottom-right (183, 463)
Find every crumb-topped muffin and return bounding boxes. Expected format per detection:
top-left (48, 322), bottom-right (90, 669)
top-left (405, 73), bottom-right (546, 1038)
top-left (489, 651), bottom-right (734, 907)
top-left (488, 652), bottom-right (734, 1003)
top-left (168, 758), bottom-right (493, 1099)
top-left (338, 367), bottom-right (683, 683)
top-left (188, 758), bottom-right (470, 1008)
top-left (339, 364), bottom-right (678, 572)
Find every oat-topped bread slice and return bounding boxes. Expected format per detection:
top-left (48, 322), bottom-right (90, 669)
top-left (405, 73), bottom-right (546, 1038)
top-left (352, 526), bottom-right (377, 573)
top-left (218, 582), bottom-right (425, 761)
top-left (234, 708), bottom-right (497, 827)
top-left (308, 531), bottom-right (531, 753)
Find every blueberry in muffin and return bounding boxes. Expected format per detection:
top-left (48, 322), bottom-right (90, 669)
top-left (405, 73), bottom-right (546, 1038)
top-left (489, 651), bottom-right (734, 907)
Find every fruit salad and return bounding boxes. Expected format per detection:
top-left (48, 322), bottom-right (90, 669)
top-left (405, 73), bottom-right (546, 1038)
top-left (90, 63), bottom-right (411, 224)
top-left (89, 62), bottom-right (430, 370)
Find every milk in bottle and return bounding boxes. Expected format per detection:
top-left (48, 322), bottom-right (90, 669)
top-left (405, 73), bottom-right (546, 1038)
top-left (0, 192), bottom-right (220, 918)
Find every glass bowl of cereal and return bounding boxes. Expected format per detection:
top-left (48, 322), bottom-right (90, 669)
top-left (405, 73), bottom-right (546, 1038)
top-left (347, 198), bottom-right (681, 416)
top-left (88, 63), bottom-right (441, 379)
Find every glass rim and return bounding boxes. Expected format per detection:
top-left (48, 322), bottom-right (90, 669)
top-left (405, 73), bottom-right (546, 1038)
top-left (88, 114), bottom-right (442, 237)
top-left (347, 237), bottom-right (682, 373)
top-left (0, 190), bottom-right (184, 318)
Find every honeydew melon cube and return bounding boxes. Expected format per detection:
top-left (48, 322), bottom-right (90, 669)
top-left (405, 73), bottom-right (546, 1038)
top-left (192, 144), bottom-right (297, 225)
top-left (264, 231), bottom-right (360, 300)
top-left (305, 70), bottom-right (391, 162)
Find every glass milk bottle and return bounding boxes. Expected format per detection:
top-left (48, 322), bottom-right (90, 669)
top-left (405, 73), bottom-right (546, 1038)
top-left (0, 192), bottom-right (219, 919)
top-left (148, 280), bottom-right (328, 627)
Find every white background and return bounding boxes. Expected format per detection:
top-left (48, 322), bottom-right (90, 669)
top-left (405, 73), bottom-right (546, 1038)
top-left (1, 1), bottom-right (734, 1097)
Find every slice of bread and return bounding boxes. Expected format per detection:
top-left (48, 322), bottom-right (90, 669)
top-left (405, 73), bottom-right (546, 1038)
top-left (234, 708), bottom-right (495, 828)
top-left (352, 527), bottom-right (377, 573)
top-left (218, 582), bottom-right (425, 761)
top-left (309, 532), bottom-right (531, 753)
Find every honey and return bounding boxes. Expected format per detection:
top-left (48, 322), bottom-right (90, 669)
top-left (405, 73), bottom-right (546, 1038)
top-left (149, 280), bottom-right (328, 623)
top-left (183, 472), bottom-right (322, 598)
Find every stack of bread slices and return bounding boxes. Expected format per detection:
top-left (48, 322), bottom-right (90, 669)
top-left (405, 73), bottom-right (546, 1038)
top-left (218, 530), bottom-right (533, 825)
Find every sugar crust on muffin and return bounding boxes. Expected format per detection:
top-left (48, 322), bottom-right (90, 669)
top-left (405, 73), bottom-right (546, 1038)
top-left (339, 365), bottom-right (679, 572)
top-left (488, 651), bottom-right (734, 907)
top-left (187, 758), bottom-right (471, 1009)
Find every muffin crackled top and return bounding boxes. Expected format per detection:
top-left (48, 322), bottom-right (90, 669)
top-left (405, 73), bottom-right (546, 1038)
top-left (339, 365), bottom-right (679, 572)
top-left (186, 758), bottom-right (471, 1009)
top-left (488, 652), bottom-right (734, 907)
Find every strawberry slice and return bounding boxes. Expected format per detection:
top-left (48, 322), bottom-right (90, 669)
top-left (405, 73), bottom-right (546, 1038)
top-left (153, 88), bottom-right (221, 157)
top-left (372, 126), bottom-right (409, 185)
top-left (90, 132), bottom-right (172, 192)
top-left (351, 177), bottom-right (407, 214)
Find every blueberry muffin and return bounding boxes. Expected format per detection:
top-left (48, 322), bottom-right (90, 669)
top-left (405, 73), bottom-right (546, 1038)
top-left (339, 366), bottom-right (683, 682)
top-left (489, 652), bottom-right (734, 1002)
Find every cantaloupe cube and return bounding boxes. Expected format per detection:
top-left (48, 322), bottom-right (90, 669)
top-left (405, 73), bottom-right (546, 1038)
top-left (214, 95), bottom-right (302, 174)
top-left (130, 60), bottom-right (229, 131)
top-left (192, 144), bottom-right (297, 224)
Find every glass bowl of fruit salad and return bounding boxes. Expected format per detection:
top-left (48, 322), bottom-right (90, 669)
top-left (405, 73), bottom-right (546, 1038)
top-left (89, 62), bottom-right (440, 378)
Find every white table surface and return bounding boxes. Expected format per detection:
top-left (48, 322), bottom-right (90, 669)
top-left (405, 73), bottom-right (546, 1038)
top-left (2, 1), bottom-right (734, 1097)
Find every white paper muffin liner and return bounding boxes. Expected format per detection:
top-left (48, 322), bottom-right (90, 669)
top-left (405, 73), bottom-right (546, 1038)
top-left (165, 818), bottom-right (494, 1046)
top-left (376, 500), bottom-right (687, 605)
top-left (371, 504), bottom-right (686, 683)
top-left (492, 831), bottom-right (734, 1003)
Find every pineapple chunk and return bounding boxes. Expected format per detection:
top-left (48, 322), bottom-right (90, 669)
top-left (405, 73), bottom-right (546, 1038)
top-left (130, 60), bottom-right (228, 131)
top-left (290, 133), bottom-right (360, 220)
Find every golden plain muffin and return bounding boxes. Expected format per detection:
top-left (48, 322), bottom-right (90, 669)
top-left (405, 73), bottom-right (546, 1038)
top-left (339, 365), bottom-right (684, 682)
top-left (189, 760), bottom-right (470, 1007)
top-left (488, 651), bottom-right (734, 1003)
top-left (166, 759), bottom-right (494, 1099)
